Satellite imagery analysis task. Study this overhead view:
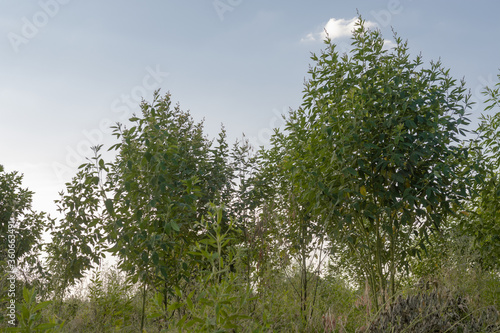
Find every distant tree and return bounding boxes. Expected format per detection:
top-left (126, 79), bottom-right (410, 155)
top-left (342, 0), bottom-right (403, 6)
top-left (0, 165), bottom-right (51, 301)
top-left (250, 131), bottom-right (328, 323)
top-left (45, 163), bottom-right (107, 298)
top-left (459, 71), bottom-right (500, 271)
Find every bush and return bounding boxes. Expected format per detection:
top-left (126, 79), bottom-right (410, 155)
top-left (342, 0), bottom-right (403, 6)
top-left (367, 288), bottom-right (500, 333)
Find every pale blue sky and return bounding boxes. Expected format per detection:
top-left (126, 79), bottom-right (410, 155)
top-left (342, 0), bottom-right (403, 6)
top-left (1, 1), bottom-right (499, 217)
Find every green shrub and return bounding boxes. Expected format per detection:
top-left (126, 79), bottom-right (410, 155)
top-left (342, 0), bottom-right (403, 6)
top-left (5, 286), bottom-right (64, 333)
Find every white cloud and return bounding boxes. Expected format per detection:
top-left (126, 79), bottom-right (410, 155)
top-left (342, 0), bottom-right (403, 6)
top-left (301, 17), bottom-right (377, 43)
top-left (383, 39), bottom-right (397, 50)
top-left (300, 32), bottom-right (316, 43)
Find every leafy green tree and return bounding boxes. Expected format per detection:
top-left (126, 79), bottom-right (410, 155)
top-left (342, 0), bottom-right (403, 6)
top-left (104, 93), bottom-right (212, 292)
top-left (280, 18), bottom-right (476, 309)
top-left (45, 162), bottom-right (107, 298)
top-left (251, 131), bottom-right (328, 323)
top-left (102, 91), bottom-right (249, 293)
top-left (0, 165), bottom-right (51, 302)
top-left (48, 91), bottom-right (251, 329)
top-left (460, 71), bottom-right (500, 271)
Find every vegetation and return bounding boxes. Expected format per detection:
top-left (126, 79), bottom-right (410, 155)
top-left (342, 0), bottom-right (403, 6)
top-left (2, 17), bottom-right (500, 332)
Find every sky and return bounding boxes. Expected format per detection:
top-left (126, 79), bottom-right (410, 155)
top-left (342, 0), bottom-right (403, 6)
top-left (1, 0), bottom-right (500, 219)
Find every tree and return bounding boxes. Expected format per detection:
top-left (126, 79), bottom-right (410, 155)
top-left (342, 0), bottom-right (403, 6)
top-left (45, 163), bottom-right (107, 297)
top-left (250, 130), bottom-right (328, 323)
top-left (280, 18), bottom-right (476, 309)
top-left (460, 71), bottom-right (500, 271)
top-left (47, 91), bottom-right (251, 329)
top-left (0, 165), bottom-right (51, 304)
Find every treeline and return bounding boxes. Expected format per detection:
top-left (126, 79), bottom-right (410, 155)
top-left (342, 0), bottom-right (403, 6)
top-left (1, 18), bottom-right (500, 332)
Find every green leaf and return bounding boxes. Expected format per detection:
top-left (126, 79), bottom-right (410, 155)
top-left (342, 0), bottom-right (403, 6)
top-left (35, 323), bottom-right (59, 330)
top-left (171, 221), bottom-right (180, 232)
top-left (152, 251), bottom-right (159, 265)
top-left (141, 251), bottom-right (148, 264)
top-left (392, 173), bottom-right (405, 184)
top-left (360, 185), bottom-right (367, 196)
top-left (174, 286), bottom-right (182, 298)
top-left (167, 302), bottom-right (183, 312)
top-left (343, 167), bottom-right (358, 177)
top-left (160, 266), bottom-right (168, 280)
top-left (105, 199), bottom-right (114, 217)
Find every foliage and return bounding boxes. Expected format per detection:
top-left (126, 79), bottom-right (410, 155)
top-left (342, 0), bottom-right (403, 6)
top-left (459, 71), bottom-right (500, 271)
top-left (46, 91), bottom-right (256, 330)
top-left (39, 266), bottom-right (145, 333)
top-left (4, 286), bottom-right (64, 332)
top-left (155, 205), bottom-right (257, 332)
top-left (45, 164), bottom-right (107, 297)
top-left (250, 120), bottom-right (330, 323)
top-left (85, 268), bottom-right (134, 331)
top-left (101, 92), bottom-right (252, 318)
top-left (103, 92), bottom-right (209, 293)
top-left (0, 165), bottom-right (51, 298)
top-left (0, 166), bottom-right (46, 264)
top-left (367, 288), bottom-right (499, 333)
top-left (280, 17), bottom-right (476, 309)
top-left (435, 253), bottom-right (500, 313)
